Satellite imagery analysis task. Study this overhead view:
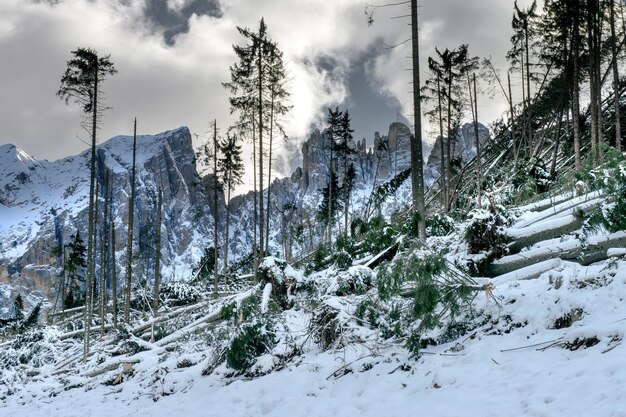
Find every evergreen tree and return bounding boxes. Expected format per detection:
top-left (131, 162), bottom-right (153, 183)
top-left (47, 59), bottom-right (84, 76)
top-left (57, 47), bottom-right (116, 359)
top-left (507, 0), bottom-right (540, 155)
top-left (224, 18), bottom-right (289, 263)
top-left (219, 131), bottom-right (245, 276)
top-left (424, 44), bottom-right (478, 210)
top-left (318, 170), bottom-right (343, 230)
top-left (13, 294), bottom-right (24, 322)
top-left (336, 111), bottom-right (356, 238)
top-left (64, 231), bottom-right (87, 309)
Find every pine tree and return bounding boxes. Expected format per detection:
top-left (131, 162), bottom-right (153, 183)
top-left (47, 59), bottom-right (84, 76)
top-left (325, 107), bottom-right (342, 242)
top-left (219, 131), bottom-right (245, 276)
top-left (64, 231), bottom-right (87, 309)
top-left (424, 45), bottom-right (478, 209)
top-left (318, 170), bottom-right (343, 230)
top-left (336, 111), bottom-right (356, 237)
top-left (13, 294), bottom-right (24, 322)
top-left (507, 0), bottom-right (540, 155)
top-left (224, 18), bottom-right (288, 263)
top-left (57, 47), bottom-right (116, 359)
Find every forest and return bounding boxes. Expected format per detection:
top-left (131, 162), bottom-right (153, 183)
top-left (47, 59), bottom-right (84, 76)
top-left (1, 1), bottom-right (626, 415)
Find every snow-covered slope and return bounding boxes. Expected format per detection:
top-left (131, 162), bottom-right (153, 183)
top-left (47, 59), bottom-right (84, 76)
top-left (2, 191), bottom-right (626, 416)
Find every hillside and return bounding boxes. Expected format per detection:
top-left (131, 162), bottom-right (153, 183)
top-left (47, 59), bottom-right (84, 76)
top-left (2, 181), bottom-right (626, 416)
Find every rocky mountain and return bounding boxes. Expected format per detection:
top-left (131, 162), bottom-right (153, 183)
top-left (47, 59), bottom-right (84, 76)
top-left (0, 127), bottom-right (216, 308)
top-left (424, 122), bottom-right (490, 187)
top-left (0, 121), bottom-right (488, 311)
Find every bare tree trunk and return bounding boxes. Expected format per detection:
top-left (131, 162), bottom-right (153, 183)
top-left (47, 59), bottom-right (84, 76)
top-left (252, 110), bottom-right (258, 277)
top-left (445, 73), bottom-right (453, 212)
top-left (125, 118), bottom-right (137, 323)
top-left (258, 53), bottom-right (265, 260)
top-left (470, 74), bottom-right (482, 208)
top-left (520, 49), bottom-right (528, 157)
top-left (437, 76), bottom-right (446, 210)
top-left (328, 137), bottom-right (334, 244)
top-left (588, 0), bottom-right (599, 166)
top-left (410, 0), bottom-right (427, 240)
top-left (508, 72), bottom-right (520, 170)
top-left (111, 220), bottom-right (117, 328)
top-left (611, 0), bottom-right (622, 151)
top-left (223, 185), bottom-right (231, 276)
top-left (153, 187), bottom-right (162, 313)
top-left (99, 169), bottom-right (109, 337)
top-left (83, 60), bottom-right (99, 360)
top-left (213, 121), bottom-right (219, 293)
top-left (265, 93), bottom-right (275, 252)
top-left (573, 14), bottom-right (582, 171)
top-left (525, 26), bottom-right (533, 149)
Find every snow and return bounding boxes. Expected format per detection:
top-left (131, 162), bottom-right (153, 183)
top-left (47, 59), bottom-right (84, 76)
top-left (261, 283), bottom-right (272, 313)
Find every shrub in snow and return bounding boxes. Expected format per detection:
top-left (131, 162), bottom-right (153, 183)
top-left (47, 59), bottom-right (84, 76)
top-left (374, 248), bottom-right (477, 357)
top-left (586, 151), bottom-right (626, 233)
top-left (311, 304), bottom-right (343, 351)
top-left (511, 156), bottom-right (553, 201)
top-left (160, 281), bottom-right (201, 306)
top-left (225, 319), bottom-right (276, 372)
top-left (333, 266), bottom-right (373, 296)
top-left (0, 327), bottom-right (59, 370)
top-left (426, 213), bottom-right (456, 237)
top-left (258, 257), bottom-right (301, 309)
top-left (332, 249), bottom-right (353, 270)
top-left (464, 204), bottom-right (509, 258)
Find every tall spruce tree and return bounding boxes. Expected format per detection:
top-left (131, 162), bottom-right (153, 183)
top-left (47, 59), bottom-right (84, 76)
top-left (224, 18), bottom-right (288, 263)
top-left (57, 47), bottom-right (116, 359)
top-left (507, 0), bottom-right (540, 156)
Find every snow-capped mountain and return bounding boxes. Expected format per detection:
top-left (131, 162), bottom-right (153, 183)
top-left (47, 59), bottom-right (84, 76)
top-left (0, 127), bottom-right (216, 305)
top-left (0, 121), bottom-right (487, 308)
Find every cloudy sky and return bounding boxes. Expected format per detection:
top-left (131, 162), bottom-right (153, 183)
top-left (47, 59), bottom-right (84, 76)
top-left (0, 0), bottom-right (538, 185)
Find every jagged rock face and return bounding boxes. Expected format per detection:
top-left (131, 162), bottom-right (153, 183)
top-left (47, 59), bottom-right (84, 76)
top-left (424, 122), bottom-right (490, 187)
top-left (225, 122), bottom-right (415, 261)
top-left (0, 127), bottom-right (214, 300)
top-left (0, 120), bottom-right (485, 306)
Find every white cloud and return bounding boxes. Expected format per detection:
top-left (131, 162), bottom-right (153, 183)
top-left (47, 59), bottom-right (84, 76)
top-left (0, 0), bottom-right (539, 190)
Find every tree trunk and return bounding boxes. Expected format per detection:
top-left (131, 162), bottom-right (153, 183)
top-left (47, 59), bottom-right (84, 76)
top-left (437, 76), bottom-right (446, 210)
top-left (252, 110), bottom-right (258, 277)
top-left (153, 187), bottom-right (162, 313)
top-left (573, 12), bottom-right (582, 172)
top-left (111, 220), bottom-right (117, 328)
top-left (223, 185), bottom-right (231, 277)
top-left (265, 94), bottom-right (275, 252)
top-left (508, 72), bottom-right (520, 170)
top-left (83, 59), bottom-right (99, 360)
top-left (99, 169), bottom-right (109, 337)
top-left (525, 22), bottom-right (533, 149)
top-left (258, 52), bottom-right (265, 260)
top-left (611, 0), bottom-right (622, 151)
top-left (410, 0), bottom-right (426, 240)
top-left (213, 121), bottom-right (219, 293)
top-left (125, 118), bottom-right (137, 323)
top-left (588, 0), bottom-right (599, 166)
top-left (471, 74), bottom-right (482, 208)
top-left (445, 73), bottom-right (453, 212)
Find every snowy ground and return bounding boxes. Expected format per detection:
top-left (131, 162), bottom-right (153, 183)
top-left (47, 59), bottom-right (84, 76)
top-left (4, 256), bottom-right (626, 417)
